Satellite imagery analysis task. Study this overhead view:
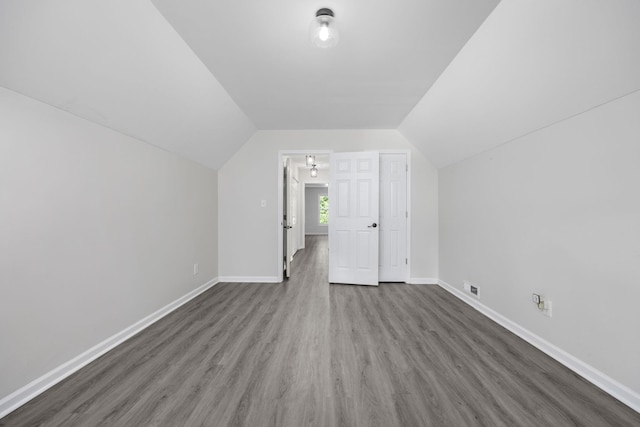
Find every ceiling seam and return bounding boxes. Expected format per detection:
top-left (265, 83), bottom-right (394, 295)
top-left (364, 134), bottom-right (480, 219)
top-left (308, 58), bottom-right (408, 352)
top-left (442, 86), bottom-right (640, 169)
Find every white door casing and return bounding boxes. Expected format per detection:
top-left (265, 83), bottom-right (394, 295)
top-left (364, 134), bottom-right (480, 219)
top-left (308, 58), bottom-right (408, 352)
top-left (379, 153), bottom-right (408, 282)
top-left (329, 151), bottom-right (380, 286)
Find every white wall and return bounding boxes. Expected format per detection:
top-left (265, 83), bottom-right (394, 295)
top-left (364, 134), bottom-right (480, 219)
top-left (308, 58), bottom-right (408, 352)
top-left (439, 91), bottom-right (640, 398)
top-left (218, 130), bottom-right (438, 281)
top-left (305, 186), bottom-right (329, 235)
top-left (0, 88), bottom-right (218, 399)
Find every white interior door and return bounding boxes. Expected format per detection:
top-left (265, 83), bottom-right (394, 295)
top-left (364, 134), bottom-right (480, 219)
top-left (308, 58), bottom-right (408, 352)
top-left (283, 158), bottom-right (292, 278)
top-left (329, 152), bottom-right (380, 286)
top-left (379, 153), bottom-right (408, 282)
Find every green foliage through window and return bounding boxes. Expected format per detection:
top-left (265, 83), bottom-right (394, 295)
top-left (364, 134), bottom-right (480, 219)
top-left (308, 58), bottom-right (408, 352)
top-left (319, 195), bottom-right (329, 224)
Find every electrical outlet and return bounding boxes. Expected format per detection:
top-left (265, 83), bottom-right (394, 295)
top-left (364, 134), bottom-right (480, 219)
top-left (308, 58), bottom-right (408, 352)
top-left (193, 263), bottom-right (199, 275)
top-left (533, 293), bottom-right (552, 317)
top-left (542, 300), bottom-right (552, 318)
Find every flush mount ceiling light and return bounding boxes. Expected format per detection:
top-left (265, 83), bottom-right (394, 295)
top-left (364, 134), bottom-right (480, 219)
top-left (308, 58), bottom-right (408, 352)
top-left (310, 8), bottom-right (339, 48)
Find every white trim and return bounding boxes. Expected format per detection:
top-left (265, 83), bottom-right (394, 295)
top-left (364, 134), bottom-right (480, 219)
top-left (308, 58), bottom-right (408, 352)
top-left (437, 279), bottom-right (640, 414)
top-left (407, 277), bottom-right (439, 285)
top-left (218, 276), bottom-right (279, 283)
top-left (405, 150), bottom-right (412, 284)
top-left (0, 278), bottom-right (219, 419)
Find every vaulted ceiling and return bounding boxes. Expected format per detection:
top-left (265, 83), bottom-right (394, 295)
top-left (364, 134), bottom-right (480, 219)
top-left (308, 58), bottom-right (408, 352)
top-left (150, 0), bottom-right (499, 130)
top-left (1, 1), bottom-right (639, 169)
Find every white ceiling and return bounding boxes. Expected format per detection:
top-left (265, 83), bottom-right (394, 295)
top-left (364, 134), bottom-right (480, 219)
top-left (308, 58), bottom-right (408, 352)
top-left (150, 0), bottom-right (499, 130)
top-left (400, 0), bottom-right (640, 167)
top-left (0, 0), bottom-right (255, 170)
top-left (1, 0), bottom-right (638, 170)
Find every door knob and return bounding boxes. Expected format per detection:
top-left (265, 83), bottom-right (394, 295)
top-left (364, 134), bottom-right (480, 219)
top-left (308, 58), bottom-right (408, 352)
top-left (368, 223), bottom-right (377, 228)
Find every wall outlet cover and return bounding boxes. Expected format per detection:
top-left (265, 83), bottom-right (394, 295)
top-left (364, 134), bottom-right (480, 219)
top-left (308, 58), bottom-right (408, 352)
top-left (543, 301), bottom-right (553, 318)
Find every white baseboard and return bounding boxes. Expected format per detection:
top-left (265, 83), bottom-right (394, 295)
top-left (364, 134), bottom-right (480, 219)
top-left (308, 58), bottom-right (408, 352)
top-left (218, 276), bottom-right (279, 283)
top-left (0, 278), bottom-right (219, 419)
top-left (437, 279), bottom-right (640, 414)
top-left (407, 277), bottom-right (439, 285)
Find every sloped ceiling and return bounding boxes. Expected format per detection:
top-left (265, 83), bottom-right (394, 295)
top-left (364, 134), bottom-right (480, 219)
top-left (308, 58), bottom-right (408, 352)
top-left (0, 0), bottom-right (255, 170)
top-left (400, 0), bottom-right (640, 168)
top-left (150, 0), bottom-right (499, 129)
top-left (1, 1), bottom-right (639, 170)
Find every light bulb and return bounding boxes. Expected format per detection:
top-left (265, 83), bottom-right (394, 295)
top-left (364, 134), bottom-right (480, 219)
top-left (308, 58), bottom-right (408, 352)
top-left (319, 24), bottom-right (329, 41)
top-left (310, 8), bottom-right (339, 48)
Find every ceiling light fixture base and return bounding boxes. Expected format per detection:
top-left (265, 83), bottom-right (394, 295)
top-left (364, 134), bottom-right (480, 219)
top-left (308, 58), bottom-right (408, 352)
top-left (316, 8), bottom-right (334, 18)
top-left (310, 8), bottom-right (339, 48)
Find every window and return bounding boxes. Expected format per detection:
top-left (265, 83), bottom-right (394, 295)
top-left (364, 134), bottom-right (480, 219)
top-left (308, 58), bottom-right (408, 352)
top-left (319, 195), bottom-right (329, 225)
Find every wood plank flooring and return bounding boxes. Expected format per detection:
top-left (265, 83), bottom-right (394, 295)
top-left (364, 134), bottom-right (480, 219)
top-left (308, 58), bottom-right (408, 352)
top-left (2, 235), bottom-right (639, 426)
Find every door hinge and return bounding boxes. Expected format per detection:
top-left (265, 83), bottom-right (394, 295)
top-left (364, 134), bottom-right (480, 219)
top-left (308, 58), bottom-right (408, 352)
top-left (406, 211), bottom-right (408, 218)
top-left (405, 258), bottom-right (408, 265)
top-left (406, 164), bottom-right (408, 172)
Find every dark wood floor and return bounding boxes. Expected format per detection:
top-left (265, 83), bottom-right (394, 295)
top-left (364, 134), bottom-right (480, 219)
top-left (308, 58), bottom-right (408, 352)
top-left (2, 236), bottom-right (638, 426)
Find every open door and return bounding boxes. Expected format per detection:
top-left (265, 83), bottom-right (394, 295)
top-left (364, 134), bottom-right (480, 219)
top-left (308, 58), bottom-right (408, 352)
top-left (329, 151), bottom-right (380, 286)
top-left (283, 158), bottom-right (292, 278)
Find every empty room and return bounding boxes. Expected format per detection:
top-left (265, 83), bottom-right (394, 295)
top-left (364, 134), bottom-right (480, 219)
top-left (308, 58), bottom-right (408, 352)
top-left (1, 0), bottom-right (639, 426)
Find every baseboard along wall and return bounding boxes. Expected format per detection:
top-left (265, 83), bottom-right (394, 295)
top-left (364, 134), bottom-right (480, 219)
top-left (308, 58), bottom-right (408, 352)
top-left (437, 279), bottom-right (640, 414)
top-left (407, 277), bottom-right (439, 285)
top-left (218, 276), bottom-right (279, 283)
top-left (0, 278), bottom-right (219, 419)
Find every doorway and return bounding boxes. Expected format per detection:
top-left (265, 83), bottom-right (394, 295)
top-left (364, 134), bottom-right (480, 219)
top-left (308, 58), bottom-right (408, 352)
top-left (277, 150), bottom-right (332, 282)
top-left (277, 150), bottom-right (410, 284)
top-left (305, 183), bottom-right (329, 237)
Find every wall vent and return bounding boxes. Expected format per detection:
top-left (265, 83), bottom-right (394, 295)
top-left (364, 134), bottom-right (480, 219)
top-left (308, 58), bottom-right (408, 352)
top-left (463, 280), bottom-right (480, 298)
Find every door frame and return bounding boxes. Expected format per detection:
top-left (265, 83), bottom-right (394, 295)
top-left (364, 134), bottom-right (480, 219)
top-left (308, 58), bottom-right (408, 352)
top-left (277, 149), bottom-right (333, 283)
top-left (276, 149), bottom-right (411, 284)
